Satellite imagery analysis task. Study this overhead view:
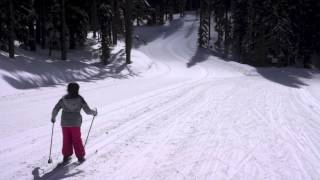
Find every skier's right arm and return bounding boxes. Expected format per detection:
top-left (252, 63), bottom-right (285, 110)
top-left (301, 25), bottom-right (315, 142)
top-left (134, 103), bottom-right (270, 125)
top-left (51, 99), bottom-right (63, 123)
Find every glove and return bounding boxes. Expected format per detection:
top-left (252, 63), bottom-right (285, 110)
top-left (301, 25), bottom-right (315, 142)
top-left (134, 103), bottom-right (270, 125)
top-left (51, 118), bottom-right (56, 123)
top-left (92, 108), bottom-right (98, 116)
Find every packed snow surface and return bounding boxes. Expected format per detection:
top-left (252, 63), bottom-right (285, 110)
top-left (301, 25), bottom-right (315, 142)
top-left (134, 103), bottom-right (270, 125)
top-left (1, 13), bottom-right (320, 180)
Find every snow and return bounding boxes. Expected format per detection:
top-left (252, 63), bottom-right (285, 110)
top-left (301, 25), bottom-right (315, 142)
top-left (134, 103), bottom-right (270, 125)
top-left (1, 12), bottom-right (320, 180)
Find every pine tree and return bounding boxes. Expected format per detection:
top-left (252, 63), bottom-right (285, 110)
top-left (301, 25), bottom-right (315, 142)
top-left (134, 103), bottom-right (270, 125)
top-left (222, 0), bottom-right (231, 56)
top-left (35, 0), bottom-right (41, 44)
top-left (168, 0), bottom-right (174, 21)
top-left (155, 5), bottom-right (163, 24)
top-left (48, 0), bottom-right (60, 56)
top-left (112, 0), bottom-right (120, 45)
top-left (9, 0), bottom-right (38, 51)
top-left (91, 0), bottom-right (99, 38)
top-left (0, 1), bottom-right (6, 51)
top-left (245, 0), bottom-right (268, 65)
top-left (98, 3), bottom-right (112, 65)
top-left (178, 0), bottom-right (186, 17)
top-left (315, 0), bottom-right (320, 56)
top-left (231, 0), bottom-right (248, 62)
top-left (198, 0), bottom-right (211, 48)
top-left (8, 0), bottom-right (15, 58)
top-left (210, 0), bottom-right (232, 56)
top-left (212, 1), bottom-right (223, 51)
top-left (266, 0), bottom-right (295, 66)
top-left (133, 0), bottom-right (145, 26)
top-left (124, 0), bottom-right (133, 64)
top-left (0, 0), bottom-right (12, 54)
top-left (27, 0), bottom-right (36, 51)
top-left (66, 4), bottom-right (89, 49)
top-left (60, 0), bottom-right (67, 60)
top-left (39, 0), bottom-right (47, 49)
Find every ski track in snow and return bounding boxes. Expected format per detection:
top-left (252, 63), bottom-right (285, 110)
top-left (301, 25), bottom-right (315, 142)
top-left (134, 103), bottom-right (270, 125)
top-left (1, 13), bottom-right (320, 180)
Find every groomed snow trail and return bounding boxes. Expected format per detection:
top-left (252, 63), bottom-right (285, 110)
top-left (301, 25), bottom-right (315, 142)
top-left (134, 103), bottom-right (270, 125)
top-left (1, 13), bottom-right (320, 180)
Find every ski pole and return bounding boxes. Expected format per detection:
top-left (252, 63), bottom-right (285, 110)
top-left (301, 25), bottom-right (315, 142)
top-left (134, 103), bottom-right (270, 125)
top-left (48, 123), bottom-right (54, 164)
top-left (84, 114), bottom-right (96, 147)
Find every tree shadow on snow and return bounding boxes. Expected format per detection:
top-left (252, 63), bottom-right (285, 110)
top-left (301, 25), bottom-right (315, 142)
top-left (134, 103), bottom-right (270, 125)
top-left (187, 44), bottom-right (235, 68)
top-left (187, 47), bottom-right (210, 68)
top-left (255, 68), bottom-right (317, 88)
top-left (133, 16), bottom-right (185, 49)
top-left (32, 165), bottom-right (83, 180)
top-left (0, 48), bottom-right (138, 89)
top-left (187, 47), bottom-right (318, 89)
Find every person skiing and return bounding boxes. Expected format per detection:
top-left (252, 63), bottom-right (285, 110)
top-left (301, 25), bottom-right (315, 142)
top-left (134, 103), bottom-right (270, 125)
top-left (51, 82), bottom-right (97, 163)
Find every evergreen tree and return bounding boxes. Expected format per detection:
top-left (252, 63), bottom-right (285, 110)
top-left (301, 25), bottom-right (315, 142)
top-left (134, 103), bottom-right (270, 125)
top-left (60, 0), bottom-right (67, 60)
top-left (211, 0), bottom-right (232, 56)
top-left (168, 0), bottom-right (174, 21)
top-left (112, 0), bottom-right (120, 45)
top-left (12, 0), bottom-right (37, 51)
top-left (133, 0), bottom-right (147, 26)
top-left (91, 0), bottom-right (99, 38)
top-left (155, 1), bottom-right (165, 25)
top-left (178, 0), bottom-right (186, 17)
top-left (66, 2), bottom-right (89, 49)
top-left (34, 0), bottom-right (47, 49)
top-left (198, 0), bottom-right (211, 48)
top-left (99, 3), bottom-right (112, 64)
top-left (202, 0), bottom-right (320, 67)
top-left (28, 0), bottom-right (37, 51)
top-left (124, 0), bottom-right (133, 64)
top-left (0, 0), bottom-right (9, 52)
top-left (8, 0), bottom-right (15, 58)
top-left (231, 0), bottom-right (248, 62)
top-left (48, 0), bottom-right (60, 56)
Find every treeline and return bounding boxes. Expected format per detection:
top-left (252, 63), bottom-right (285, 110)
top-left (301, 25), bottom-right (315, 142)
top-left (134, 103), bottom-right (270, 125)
top-left (0, 0), bottom-right (145, 64)
top-left (199, 0), bottom-right (320, 68)
top-left (0, 0), bottom-right (194, 64)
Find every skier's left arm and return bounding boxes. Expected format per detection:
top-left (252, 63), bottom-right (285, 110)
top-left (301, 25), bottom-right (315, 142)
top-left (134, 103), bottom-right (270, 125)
top-left (51, 99), bottom-right (62, 123)
top-left (81, 97), bottom-right (97, 116)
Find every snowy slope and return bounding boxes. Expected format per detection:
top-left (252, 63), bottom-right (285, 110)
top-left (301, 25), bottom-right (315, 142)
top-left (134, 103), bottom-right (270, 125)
top-left (1, 13), bottom-right (320, 180)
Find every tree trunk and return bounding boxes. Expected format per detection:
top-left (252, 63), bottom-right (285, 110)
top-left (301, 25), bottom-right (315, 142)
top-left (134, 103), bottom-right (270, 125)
top-left (40, 0), bottom-right (46, 49)
top-left (8, 0), bottom-right (14, 58)
top-left (179, 0), bottom-right (186, 17)
top-left (29, 0), bottom-right (36, 51)
top-left (198, 0), bottom-right (211, 48)
top-left (29, 21), bottom-right (36, 51)
top-left (35, 0), bottom-right (41, 44)
top-left (36, 20), bottom-right (41, 44)
top-left (168, 0), bottom-right (174, 21)
top-left (69, 31), bottom-right (76, 49)
top-left (223, 4), bottom-right (229, 56)
top-left (98, 4), bottom-right (112, 65)
top-left (101, 29), bottom-right (109, 64)
top-left (160, 1), bottom-right (165, 24)
top-left (108, 22), bottom-right (112, 44)
top-left (112, 0), bottom-right (119, 45)
top-left (60, 0), bottom-right (67, 60)
top-left (91, 0), bottom-right (98, 38)
top-left (124, 0), bottom-right (132, 64)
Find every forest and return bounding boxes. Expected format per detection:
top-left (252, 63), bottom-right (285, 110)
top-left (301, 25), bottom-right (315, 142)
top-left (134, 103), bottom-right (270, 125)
top-left (0, 0), bottom-right (319, 68)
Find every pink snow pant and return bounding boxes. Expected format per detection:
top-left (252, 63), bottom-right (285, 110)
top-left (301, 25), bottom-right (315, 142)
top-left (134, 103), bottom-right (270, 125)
top-left (62, 127), bottom-right (85, 159)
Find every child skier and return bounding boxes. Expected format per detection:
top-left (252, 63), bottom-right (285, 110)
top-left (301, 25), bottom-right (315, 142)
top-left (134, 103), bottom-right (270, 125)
top-left (51, 82), bottom-right (97, 163)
